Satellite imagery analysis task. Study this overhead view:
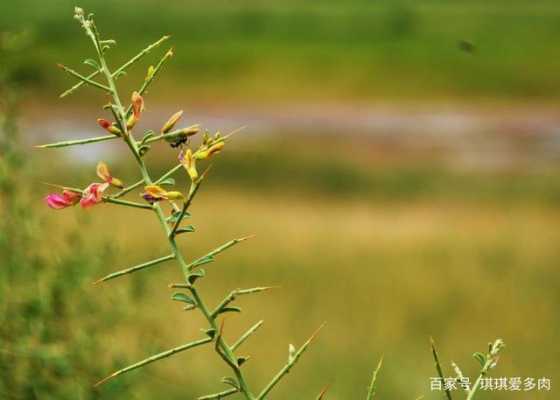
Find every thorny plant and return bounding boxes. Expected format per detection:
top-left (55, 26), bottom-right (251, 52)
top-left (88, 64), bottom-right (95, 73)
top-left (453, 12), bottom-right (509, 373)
top-left (39, 7), bottom-right (324, 400)
top-left (38, 7), bottom-right (507, 400)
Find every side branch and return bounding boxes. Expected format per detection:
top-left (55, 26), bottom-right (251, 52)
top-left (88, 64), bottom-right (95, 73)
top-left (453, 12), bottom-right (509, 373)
top-left (430, 338), bottom-right (453, 400)
top-left (35, 134), bottom-right (117, 149)
top-left (231, 321), bottom-right (264, 352)
top-left (60, 35), bottom-right (170, 98)
top-left (94, 254), bottom-right (175, 284)
top-left (256, 323), bottom-right (325, 400)
top-left (57, 64), bottom-right (112, 93)
top-left (94, 336), bottom-right (212, 386)
top-left (186, 236), bottom-right (254, 271)
top-left (366, 357), bottom-right (383, 400)
top-left (112, 163), bottom-right (183, 199)
top-left (198, 388), bottom-right (239, 400)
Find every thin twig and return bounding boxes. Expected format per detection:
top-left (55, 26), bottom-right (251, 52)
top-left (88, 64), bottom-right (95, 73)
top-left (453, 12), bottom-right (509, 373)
top-left (232, 320), bottom-right (264, 352)
top-left (94, 336), bottom-right (212, 386)
top-left (35, 134), bottom-right (116, 149)
top-left (198, 388), bottom-right (239, 400)
top-left (185, 236), bottom-right (255, 271)
top-left (366, 357), bottom-right (383, 400)
top-left (430, 337), bottom-right (453, 400)
top-left (59, 35), bottom-right (170, 98)
top-left (94, 254), bottom-right (175, 284)
top-left (256, 323), bottom-right (325, 400)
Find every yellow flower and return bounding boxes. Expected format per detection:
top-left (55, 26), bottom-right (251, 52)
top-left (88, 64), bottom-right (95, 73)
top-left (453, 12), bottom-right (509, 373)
top-left (194, 141), bottom-right (224, 160)
top-left (161, 110), bottom-right (184, 134)
top-left (179, 149), bottom-right (198, 181)
top-left (141, 185), bottom-right (184, 203)
top-left (96, 161), bottom-right (124, 188)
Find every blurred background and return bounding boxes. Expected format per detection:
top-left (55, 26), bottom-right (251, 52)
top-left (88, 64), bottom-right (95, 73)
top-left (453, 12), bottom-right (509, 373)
top-left (1, 0), bottom-right (559, 399)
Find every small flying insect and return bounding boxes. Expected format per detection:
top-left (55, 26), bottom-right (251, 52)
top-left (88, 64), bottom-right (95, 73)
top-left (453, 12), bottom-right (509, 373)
top-left (163, 125), bottom-right (200, 148)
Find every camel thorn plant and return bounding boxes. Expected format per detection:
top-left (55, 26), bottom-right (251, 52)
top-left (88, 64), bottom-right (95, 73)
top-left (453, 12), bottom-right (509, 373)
top-left (37, 7), bottom-right (509, 399)
top-left (430, 338), bottom-right (506, 400)
top-left (38, 7), bottom-right (324, 399)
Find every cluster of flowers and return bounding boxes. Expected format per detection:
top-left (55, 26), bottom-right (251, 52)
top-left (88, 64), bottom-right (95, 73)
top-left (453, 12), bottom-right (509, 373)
top-left (45, 92), bottom-right (225, 210)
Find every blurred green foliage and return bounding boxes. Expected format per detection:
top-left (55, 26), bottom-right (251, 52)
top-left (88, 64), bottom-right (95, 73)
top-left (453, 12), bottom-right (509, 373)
top-left (0, 33), bottom-right (135, 400)
top-left (2, 0), bottom-right (560, 101)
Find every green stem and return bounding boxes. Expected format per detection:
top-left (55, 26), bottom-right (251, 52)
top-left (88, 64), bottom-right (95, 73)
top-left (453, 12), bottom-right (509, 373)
top-left (88, 23), bottom-right (256, 399)
top-left (36, 134), bottom-right (116, 149)
top-left (103, 197), bottom-right (153, 210)
top-left (57, 63), bottom-right (112, 93)
top-left (94, 336), bottom-right (212, 386)
top-left (94, 254), bottom-right (175, 284)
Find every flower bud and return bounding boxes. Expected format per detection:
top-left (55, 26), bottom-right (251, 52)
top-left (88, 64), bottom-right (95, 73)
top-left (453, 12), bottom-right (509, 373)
top-left (165, 191), bottom-right (185, 201)
top-left (194, 141), bottom-right (224, 160)
top-left (127, 91), bottom-right (144, 129)
top-left (97, 118), bottom-right (121, 136)
top-left (161, 110), bottom-right (184, 134)
top-left (96, 161), bottom-right (124, 188)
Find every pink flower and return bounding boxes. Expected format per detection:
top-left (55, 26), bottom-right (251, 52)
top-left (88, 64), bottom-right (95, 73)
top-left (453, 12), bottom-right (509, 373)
top-left (45, 190), bottom-right (81, 209)
top-left (80, 182), bottom-right (109, 208)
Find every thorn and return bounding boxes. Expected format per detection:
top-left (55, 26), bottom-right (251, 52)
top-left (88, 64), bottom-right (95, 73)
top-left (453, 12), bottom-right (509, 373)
top-left (316, 384), bottom-right (330, 400)
top-left (237, 234), bottom-right (256, 242)
top-left (93, 371), bottom-right (116, 387)
top-left (308, 322), bottom-right (326, 344)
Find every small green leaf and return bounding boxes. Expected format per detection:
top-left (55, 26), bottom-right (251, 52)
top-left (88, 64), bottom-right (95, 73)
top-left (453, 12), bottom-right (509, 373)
top-left (473, 352), bottom-right (487, 367)
top-left (138, 144), bottom-right (151, 156)
top-left (221, 377), bottom-right (239, 389)
top-left (187, 269), bottom-right (205, 285)
top-left (140, 131), bottom-right (156, 145)
top-left (83, 58), bottom-right (100, 70)
top-left (288, 344), bottom-right (296, 363)
top-left (217, 306), bottom-right (241, 315)
top-left (99, 39), bottom-right (117, 46)
top-left (204, 328), bottom-right (216, 339)
top-left (176, 225), bottom-right (195, 235)
top-left (166, 210), bottom-right (191, 224)
top-left (159, 177), bottom-right (175, 186)
top-left (171, 292), bottom-right (195, 305)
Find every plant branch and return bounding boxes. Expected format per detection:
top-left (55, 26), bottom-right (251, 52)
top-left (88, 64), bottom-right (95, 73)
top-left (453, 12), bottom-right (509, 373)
top-left (186, 236), bottom-right (254, 272)
top-left (94, 336), bottom-right (212, 386)
top-left (94, 254), bottom-right (175, 284)
top-left (198, 388), bottom-right (239, 400)
top-left (59, 35), bottom-right (170, 98)
top-left (366, 357), bottom-right (383, 400)
top-left (57, 63), bottom-right (112, 93)
top-left (256, 323), bottom-right (325, 400)
top-left (430, 337), bottom-right (453, 400)
top-left (231, 320), bottom-right (264, 352)
top-left (35, 134), bottom-right (116, 149)
top-left (111, 163), bottom-right (183, 199)
top-left (465, 339), bottom-right (505, 400)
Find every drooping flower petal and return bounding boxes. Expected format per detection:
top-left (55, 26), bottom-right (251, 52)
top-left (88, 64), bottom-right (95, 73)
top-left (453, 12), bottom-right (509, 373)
top-left (45, 189), bottom-right (81, 210)
top-left (96, 161), bottom-right (124, 188)
top-left (161, 110), bottom-right (184, 134)
top-left (179, 149), bottom-right (198, 181)
top-left (97, 118), bottom-right (122, 136)
top-left (80, 182), bottom-right (109, 209)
